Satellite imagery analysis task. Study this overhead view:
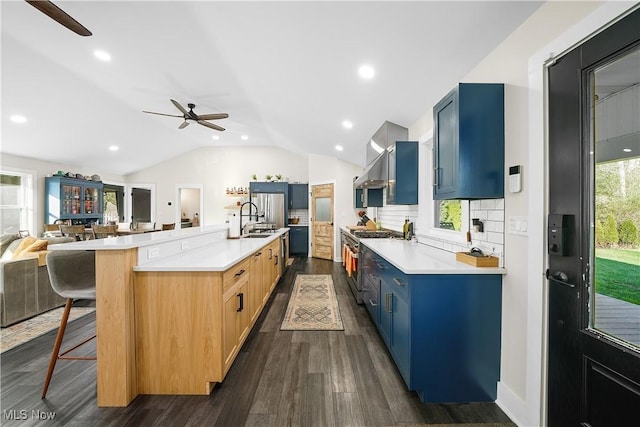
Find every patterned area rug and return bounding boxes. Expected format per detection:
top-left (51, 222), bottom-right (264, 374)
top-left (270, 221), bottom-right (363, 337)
top-left (281, 274), bottom-right (344, 331)
top-left (1, 306), bottom-right (95, 353)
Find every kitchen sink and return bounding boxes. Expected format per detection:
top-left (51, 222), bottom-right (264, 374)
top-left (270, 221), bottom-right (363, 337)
top-left (241, 234), bottom-right (272, 238)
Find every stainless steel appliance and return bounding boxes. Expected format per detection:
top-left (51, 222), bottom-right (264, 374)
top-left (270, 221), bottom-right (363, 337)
top-left (340, 228), bottom-right (399, 304)
top-left (251, 193), bottom-right (286, 229)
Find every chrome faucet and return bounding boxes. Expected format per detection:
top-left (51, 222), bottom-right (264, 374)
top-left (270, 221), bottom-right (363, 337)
top-left (239, 201), bottom-right (259, 235)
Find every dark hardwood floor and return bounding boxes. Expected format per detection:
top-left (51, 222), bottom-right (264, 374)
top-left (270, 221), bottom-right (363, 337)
top-left (1, 257), bottom-right (515, 426)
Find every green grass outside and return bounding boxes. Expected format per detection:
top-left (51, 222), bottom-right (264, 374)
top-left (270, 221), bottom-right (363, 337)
top-left (595, 248), bottom-right (640, 305)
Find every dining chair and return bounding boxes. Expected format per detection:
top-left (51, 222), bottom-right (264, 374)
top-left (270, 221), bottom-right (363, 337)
top-left (136, 222), bottom-right (156, 231)
top-left (161, 223), bottom-right (175, 231)
top-left (41, 250), bottom-right (96, 399)
top-left (60, 225), bottom-right (86, 241)
top-left (44, 224), bottom-right (61, 232)
top-left (91, 224), bottom-right (117, 239)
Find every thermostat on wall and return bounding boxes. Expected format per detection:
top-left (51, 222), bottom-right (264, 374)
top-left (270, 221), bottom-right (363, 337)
top-left (509, 165), bottom-right (522, 193)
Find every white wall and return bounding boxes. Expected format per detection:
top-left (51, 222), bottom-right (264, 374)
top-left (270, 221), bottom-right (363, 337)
top-left (0, 153), bottom-right (125, 236)
top-left (125, 145), bottom-right (310, 226)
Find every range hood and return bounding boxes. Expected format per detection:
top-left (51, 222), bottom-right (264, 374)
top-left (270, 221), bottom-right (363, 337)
top-left (354, 121), bottom-right (408, 189)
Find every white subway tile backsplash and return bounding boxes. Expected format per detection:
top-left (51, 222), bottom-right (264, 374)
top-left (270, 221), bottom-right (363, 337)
top-left (495, 199), bottom-right (505, 209)
top-left (470, 200), bottom-right (482, 210)
top-left (481, 199), bottom-right (496, 210)
top-left (487, 232), bottom-right (504, 244)
top-left (488, 210), bottom-right (504, 221)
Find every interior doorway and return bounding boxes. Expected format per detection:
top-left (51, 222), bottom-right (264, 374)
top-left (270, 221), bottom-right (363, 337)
top-left (175, 184), bottom-right (203, 228)
top-left (311, 183), bottom-right (334, 260)
top-left (103, 184), bottom-right (124, 223)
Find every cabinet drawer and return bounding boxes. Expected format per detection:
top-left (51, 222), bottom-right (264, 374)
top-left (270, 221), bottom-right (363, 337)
top-left (223, 258), bottom-right (250, 293)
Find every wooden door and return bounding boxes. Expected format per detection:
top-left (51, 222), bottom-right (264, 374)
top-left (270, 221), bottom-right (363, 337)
top-left (547, 9), bottom-right (640, 426)
top-left (311, 183), bottom-right (334, 260)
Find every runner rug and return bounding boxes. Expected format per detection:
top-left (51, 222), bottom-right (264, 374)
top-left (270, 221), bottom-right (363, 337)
top-left (280, 274), bottom-right (344, 331)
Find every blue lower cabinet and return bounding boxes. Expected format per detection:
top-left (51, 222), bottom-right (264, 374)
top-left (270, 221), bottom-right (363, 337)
top-left (359, 244), bottom-right (502, 403)
top-left (289, 226), bottom-right (308, 255)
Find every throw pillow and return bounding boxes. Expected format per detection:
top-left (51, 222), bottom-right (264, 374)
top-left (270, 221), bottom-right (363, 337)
top-left (11, 236), bottom-right (37, 260)
top-left (26, 239), bottom-right (49, 252)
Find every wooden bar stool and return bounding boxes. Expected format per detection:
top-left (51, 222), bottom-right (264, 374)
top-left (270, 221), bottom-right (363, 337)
top-left (41, 250), bottom-right (96, 399)
top-left (91, 224), bottom-right (117, 239)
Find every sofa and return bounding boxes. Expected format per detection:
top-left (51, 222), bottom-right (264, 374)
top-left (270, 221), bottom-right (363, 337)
top-left (0, 234), bottom-right (74, 327)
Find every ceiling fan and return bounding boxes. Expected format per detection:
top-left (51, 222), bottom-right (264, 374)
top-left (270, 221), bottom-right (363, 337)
top-left (143, 99), bottom-right (229, 131)
top-left (25, 1), bottom-right (92, 36)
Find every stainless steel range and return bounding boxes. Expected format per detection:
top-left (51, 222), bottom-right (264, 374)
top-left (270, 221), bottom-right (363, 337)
top-left (340, 228), bottom-right (400, 304)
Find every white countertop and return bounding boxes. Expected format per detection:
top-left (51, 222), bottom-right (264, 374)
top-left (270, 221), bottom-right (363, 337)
top-left (360, 238), bottom-right (506, 275)
top-left (133, 228), bottom-right (288, 272)
top-left (48, 224), bottom-right (230, 250)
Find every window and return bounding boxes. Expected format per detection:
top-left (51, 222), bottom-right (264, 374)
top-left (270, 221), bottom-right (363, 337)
top-left (1, 169), bottom-right (34, 235)
top-left (436, 200), bottom-right (462, 230)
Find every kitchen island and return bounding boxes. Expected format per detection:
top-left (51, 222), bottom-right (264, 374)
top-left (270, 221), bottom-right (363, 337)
top-left (49, 225), bottom-right (287, 407)
top-left (358, 238), bottom-right (506, 403)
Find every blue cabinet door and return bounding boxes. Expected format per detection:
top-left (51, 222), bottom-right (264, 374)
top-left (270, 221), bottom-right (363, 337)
top-left (433, 83), bottom-right (504, 200)
top-left (288, 184), bottom-right (308, 209)
top-left (387, 141), bottom-right (419, 205)
top-left (289, 226), bottom-right (308, 254)
top-left (354, 188), bottom-right (383, 208)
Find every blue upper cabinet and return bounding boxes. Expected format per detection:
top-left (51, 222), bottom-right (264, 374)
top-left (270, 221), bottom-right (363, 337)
top-left (288, 183), bottom-right (308, 209)
top-left (433, 83), bottom-right (504, 200)
top-left (354, 188), bottom-right (383, 208)
top-left (387, 141), bottom-right (418, 205)
top-left (250, 181), bottom-right (288, 194)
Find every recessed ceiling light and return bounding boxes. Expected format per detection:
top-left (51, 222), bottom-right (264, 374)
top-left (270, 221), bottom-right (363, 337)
top-left (211, 135), bottom-right (220, 140)
top-left (335, 145), bottom-right (344, 151)
top-left (108, 145), bottom-right (119, 151)
top-left (241, 135), bottom-right (249, 140)
top-left (10, 115), bottom-right (27, 123)
top-left (358, 65), bottom-right (375, 80)
top-left (623, 148), bottom-right (632, 153)
top-left (94, 50), bottom-right (111, 62)
top-left (342, 120), bottom-right (353, 129)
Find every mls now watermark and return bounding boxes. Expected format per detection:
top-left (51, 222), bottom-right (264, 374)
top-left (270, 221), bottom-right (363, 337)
top-left (3, 409), bottom-right (56, 421)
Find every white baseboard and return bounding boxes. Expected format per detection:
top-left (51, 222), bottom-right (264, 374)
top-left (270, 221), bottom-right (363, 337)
top-left (496, 381), bottom-right (537, 427)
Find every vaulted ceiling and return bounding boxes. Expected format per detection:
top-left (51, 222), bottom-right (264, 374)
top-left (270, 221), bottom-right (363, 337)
top-left (1, 1), bottom-right (542, 176)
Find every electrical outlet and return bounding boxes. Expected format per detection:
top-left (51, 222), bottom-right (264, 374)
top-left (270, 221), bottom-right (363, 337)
top-left (148, 248), bottom-right (160, 259)
top-left (181, 241), bottom-right (190, 250)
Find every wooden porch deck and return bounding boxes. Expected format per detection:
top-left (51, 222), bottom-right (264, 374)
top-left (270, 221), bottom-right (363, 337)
top-left (594, 293), bottom-right (640, 346)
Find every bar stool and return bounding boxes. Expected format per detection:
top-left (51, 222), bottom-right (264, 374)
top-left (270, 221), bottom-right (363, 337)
top-left (41, 250), bottom-right (96, 399)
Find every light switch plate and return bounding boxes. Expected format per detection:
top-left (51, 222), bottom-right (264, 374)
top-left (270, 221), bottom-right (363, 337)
top-left (181, 241), bottom-right (190, 250)
top-left (508, 216), bottom-right (528, 236)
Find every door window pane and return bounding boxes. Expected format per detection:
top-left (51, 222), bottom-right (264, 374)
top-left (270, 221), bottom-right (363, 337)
top-left (315, 197), bottom-right (331, 221)
top-left (590, 47), bottom-right (640, 348)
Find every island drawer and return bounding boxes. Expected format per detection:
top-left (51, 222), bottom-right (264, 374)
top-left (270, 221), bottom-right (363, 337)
top-left (223, 257), bottom-right (250, 292)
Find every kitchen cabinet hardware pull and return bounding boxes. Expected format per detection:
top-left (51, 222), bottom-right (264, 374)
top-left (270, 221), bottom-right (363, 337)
top-left (275, 255), bottom-right (278, 265)
top-left (237, 293), bottom-right (244, 312)
top-left (255, 252), bottom-right (262, 257)
top-left (368, 299), bottom-right (378, 307)
top-left (433, 167), bottom-right (438, 186)
top-left (269, 248), bottom-right (272, 259)
top-left (386, 294), bottom-right (393, 313)
top-left (392, 278), bottom-right (406, 287)
top-left (235, 269), bottom-right (245, 277)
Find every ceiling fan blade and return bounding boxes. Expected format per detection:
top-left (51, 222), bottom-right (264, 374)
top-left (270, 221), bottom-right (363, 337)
top-left (178, 121), bottom-right (190, 129)
top-left (170, 99), bottom-right (188, 115)
top-left (197, 120), bottom-right (225, 132)
top-left (142, 111), bottom-right (183, 118)
top-left (197, 113), bottom-right (229, 121)
top-left (25, 1), bottom-right (92, 36)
